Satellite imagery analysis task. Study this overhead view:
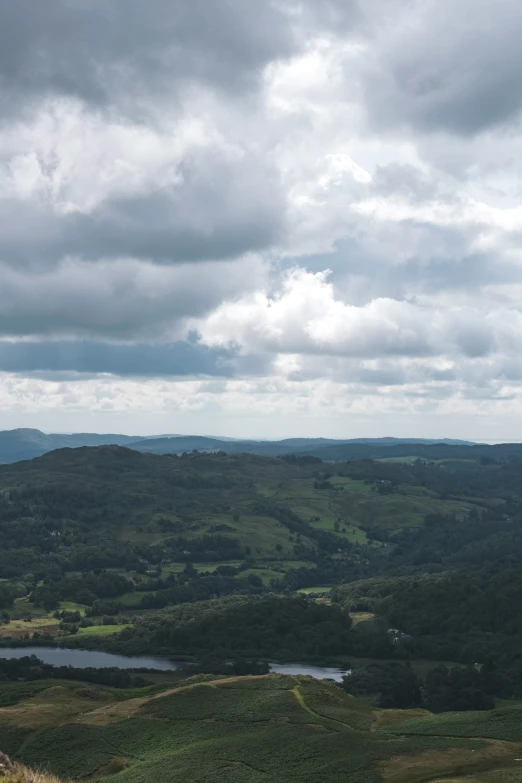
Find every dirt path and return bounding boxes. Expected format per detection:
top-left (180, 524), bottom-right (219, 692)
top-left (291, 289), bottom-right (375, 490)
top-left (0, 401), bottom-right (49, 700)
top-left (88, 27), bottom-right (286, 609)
top-left (81, 674), bottom-right (279, 725)
top-left (290, 680), bottom-right (359, 733)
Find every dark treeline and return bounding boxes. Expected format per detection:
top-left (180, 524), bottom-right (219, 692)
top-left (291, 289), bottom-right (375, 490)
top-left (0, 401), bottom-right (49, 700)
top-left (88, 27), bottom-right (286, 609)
top-left (80, 595), bottom-right (359, 660)
top-left (342, 655), bottom-right (522, 711)
top-left (334, 564), bottom-right (522, 662)
top-left (0, 655), bottom-right (151, 688)
top-left (118, 572), bottom-right (268, 612)
top-left (380, 510), bottom-right (522, 569)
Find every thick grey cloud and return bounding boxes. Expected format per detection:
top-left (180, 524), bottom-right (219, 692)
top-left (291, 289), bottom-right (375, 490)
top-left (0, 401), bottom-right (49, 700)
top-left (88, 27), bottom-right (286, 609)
top-left (0, 150), bottom-right (284, 266)
top-left (0, 258), bottom-right (266, 339)
top-left (361, 0), bottom-right (522, 135)
top-left (0, 0), bottom-right (361, 120)
top-left (2, 0), bottom-right (522, 440)
top-left (0, 0), bottom-right (294, 115)
top-left (0, 339), bottom-right (236, 378)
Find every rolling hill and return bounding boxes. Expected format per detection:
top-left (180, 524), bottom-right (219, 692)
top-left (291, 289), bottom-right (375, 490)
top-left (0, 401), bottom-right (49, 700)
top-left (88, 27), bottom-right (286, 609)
top-left (0, 444), bottom-right (488, 583)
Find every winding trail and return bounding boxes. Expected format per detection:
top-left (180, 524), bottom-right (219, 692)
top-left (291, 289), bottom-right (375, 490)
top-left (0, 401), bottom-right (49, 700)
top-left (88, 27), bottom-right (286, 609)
top-left (81, 674), bottom-right (279, 725)
top-left (290, 679), bottom-right (359, 733)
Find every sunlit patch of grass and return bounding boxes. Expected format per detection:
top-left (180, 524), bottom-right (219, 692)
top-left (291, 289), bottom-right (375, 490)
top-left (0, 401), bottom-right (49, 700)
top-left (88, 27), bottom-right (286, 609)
top-left (350, 612), bottom-right (376, 626)
top-left (76, 624), bottom-right (131, 637)
top-left (296, 586), bottom-right (332, 595)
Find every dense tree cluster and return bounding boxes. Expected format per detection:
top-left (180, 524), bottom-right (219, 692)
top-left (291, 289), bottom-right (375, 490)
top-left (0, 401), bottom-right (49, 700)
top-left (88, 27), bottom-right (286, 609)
top-left (341, 657), bottom-right (522, 711)
top-left (0, 654), bottom-right (151, 688)
top-left (89, 595), bottom-right (354, 659)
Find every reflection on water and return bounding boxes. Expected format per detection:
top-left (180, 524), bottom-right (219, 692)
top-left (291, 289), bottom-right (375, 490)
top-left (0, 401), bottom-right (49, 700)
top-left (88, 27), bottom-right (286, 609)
top-left (0, 647), bottom-right (350, 680)
top-left (0, 646), bottom-right (182, 670)
top-left (269, 663), bottom-right (350, 682)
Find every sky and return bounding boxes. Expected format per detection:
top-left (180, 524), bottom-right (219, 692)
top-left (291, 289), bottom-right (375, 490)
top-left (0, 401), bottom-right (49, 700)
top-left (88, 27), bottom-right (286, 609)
top-left (2, 1), bottom-right (522, 440)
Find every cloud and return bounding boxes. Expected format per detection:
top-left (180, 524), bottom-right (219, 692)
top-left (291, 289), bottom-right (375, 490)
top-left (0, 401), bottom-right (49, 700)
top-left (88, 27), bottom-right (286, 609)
top-left (1, 0), bottom-right (522, 438)
top-left (0, 105), bottom-right (285, 267)
top-left (0, 0), bottom-right (295, 116)
top-left (0, 0), bottom-right (362, 122)
top-left (0, 340), bottom-right (238, 378)
top-left (3, 372), bottom-right (522, 444)
top-left (196, 266), bottom-right (522, 362)
top-left (0, 257), bottom-right (267, 339)
top-left (360, 0), bottom-right (522, 136)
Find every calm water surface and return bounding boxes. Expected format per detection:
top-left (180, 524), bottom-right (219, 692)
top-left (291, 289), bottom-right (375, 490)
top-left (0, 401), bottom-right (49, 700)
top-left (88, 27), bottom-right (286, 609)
top-left (0, 647), bottom-right (350, 681)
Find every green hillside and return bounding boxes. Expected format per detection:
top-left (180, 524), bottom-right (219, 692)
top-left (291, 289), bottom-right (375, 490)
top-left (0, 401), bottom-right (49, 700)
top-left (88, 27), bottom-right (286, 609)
top-left (0, 445), bottom-right (484, 572)
top-left (2, 674), bottom-right (522, 783)
top-left (1, 445), bottom-right (520, 650)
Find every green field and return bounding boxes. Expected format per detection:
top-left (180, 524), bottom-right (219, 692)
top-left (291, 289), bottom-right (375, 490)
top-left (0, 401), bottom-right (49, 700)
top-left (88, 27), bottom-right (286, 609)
top-left (254, 468), bottom-right (480, 544)
top-left (76, 624), bottom-right (131, 637)
top-left (3, 674), bottom-right (522, 783)
top-left (161, 561), bottom-right (244, 575)
top-left (163, 560), bottom-right (313, 574)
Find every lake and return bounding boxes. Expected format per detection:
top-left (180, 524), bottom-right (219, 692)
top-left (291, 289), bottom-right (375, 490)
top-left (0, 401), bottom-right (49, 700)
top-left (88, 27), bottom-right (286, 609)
top-left (0, 647), bottom-right (350, 681)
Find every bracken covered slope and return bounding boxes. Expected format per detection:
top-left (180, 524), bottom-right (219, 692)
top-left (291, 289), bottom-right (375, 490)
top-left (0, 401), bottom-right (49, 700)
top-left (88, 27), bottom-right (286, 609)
top-left (3, 675), bottom-right (522, 782)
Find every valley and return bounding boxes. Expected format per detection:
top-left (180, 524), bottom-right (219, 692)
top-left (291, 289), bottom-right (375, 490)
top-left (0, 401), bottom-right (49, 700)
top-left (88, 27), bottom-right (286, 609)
top-left (1, 443), bottom-right (522, 781)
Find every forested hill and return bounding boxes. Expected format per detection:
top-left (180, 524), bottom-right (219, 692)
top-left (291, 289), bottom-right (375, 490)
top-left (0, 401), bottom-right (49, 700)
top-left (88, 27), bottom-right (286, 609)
top-left (1, 445), bottom-right (521, 586)
top-left (6, 673), bottom-right (522, 783)
top-left (1, 444), bottom-right (522, 673)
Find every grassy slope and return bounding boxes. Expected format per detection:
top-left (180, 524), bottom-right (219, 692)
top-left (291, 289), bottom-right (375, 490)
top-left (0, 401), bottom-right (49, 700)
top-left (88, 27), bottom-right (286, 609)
top-left (2, 675), bottom-right (522, 783)
top-left (255, 473), bottom-right (479, 540)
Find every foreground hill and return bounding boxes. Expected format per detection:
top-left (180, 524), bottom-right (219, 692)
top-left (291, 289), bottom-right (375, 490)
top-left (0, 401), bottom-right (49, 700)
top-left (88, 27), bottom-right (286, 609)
top-left (2, 674), bottom-right (522, 783)
top-left (0, 675), bottom-right (522, 783)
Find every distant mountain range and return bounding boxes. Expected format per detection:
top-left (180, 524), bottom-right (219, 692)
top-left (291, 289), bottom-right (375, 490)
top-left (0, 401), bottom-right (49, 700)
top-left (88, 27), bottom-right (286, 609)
top-left (0, 428), bottom-right (476, 464)
top-left (127, 435), bottom-right (477, 459)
